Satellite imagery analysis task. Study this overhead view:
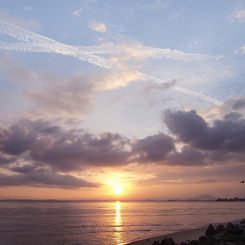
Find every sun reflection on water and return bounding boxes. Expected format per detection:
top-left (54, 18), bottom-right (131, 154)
top-left (114, 201), bottom-right (123, 244)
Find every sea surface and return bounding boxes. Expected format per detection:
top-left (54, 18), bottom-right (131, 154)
top-left (0, 200), bottom-right (244, 245)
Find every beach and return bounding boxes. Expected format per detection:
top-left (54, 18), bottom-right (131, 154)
top-left (124, 219), bottom-right (245, 245)
top-left (124, 226), bottom-right (207, 245)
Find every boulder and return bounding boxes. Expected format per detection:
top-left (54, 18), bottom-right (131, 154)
top-left (215, 224), bottom-right (225, 235)
top-left (205, 224), bottom-right (216, 237)
top-left (160, 237), bottom-right (177, 245)
top-left (188, 240), bottom-right (199, 245)
top-left (152, 241), bottom-right (160, 245)
top-left (225, 222), bottom-right (243, 235)
top-left (199, 235), bottom-right (208, 243)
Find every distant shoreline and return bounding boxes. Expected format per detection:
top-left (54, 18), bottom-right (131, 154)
top-left (0, 199), bottom-right (244, 202)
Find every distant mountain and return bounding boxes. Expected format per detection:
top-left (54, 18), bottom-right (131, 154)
top-left (191, 194), bottom-right (216, 201)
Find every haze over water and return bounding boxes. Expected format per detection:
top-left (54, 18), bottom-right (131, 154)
top-left (1, 201), bottom-right (245, 245)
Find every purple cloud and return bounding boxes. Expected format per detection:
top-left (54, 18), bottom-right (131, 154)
top-left (0, 119), bottom-right (132, 172)
top-left (164, 109), bottom-right (245, 153)
top-left (0, 171), bottom-right (99, 189)
top-left (133, 133), bottom-right (175, 163)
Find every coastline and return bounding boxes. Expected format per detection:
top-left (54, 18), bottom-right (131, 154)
top-left (123, 219), bottom-right (245, 245)
top-left (123, 226), bottom-right (207, 245)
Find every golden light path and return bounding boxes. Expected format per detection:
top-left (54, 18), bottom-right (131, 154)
top-left (114, 201), bottom-right (123, 244)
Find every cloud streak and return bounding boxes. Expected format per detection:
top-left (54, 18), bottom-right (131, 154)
top-left (142, 73), bottom-right (223, 106)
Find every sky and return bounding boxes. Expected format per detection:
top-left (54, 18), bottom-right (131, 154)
top-left (1, 0), bottom-right (245, 200)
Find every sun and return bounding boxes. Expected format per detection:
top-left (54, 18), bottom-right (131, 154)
top-left (113, 183), bottom-right (123, 195)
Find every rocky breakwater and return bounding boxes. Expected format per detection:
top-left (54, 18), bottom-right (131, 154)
top-left (152, 220), bottom-right (245, 245)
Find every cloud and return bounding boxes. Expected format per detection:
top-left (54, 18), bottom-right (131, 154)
top-left (0, 123), bottom-right (35, 156)
top-left (23, 6), bottom-right (33, 11)
top-left (0, 52), bottom-right (37, 84)
top-left (164, 110), bottom-right (207, 145)
top-left (24, 69), bottom-right (142, 120)
top-left (73, 8), bottom-right (83, 17)
top-left (164, 109), bottom-right (245, 153)
top-left (0, 119), bottom-right (131, 189)
top-left (0, 119), bottom-right (132, 172)
top-left (142, 80), bottom-right (177, 93)
top-left (89, 22), bottom-right (107, 32)
top-left (1, 107), bottom-right (245, 191)
top-left (233, 99), bottom-right (245, 110)
top-left (231, 9), bottom-right (245, 23)
top-left (25, 74), bottom-right (95, 118)
top-left (0, 153), bottom-right (17, 165)
top-left (0, 171), bottom-right (99, 189)
top-left (133, 133), bottom-right (175, 163)
top-left (97, 62), bottom-right (143, 91)
top-left (31, 131), bottom-right (132, 171)
top-left (127, 109), bottom-right (245, 167)
top-left (234, 45), bottom-right (245, 55)
top-left (166, 145), bottom-right (207, 166)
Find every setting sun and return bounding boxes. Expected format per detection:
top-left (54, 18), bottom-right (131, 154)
top-left (113, 184), bottom-right (123, 195)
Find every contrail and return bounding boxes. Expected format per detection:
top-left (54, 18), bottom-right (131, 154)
top-left (0, 20), bottom-right (112, 68)
top-left (174, 86), bottom-right (223, 106)
top-left (0, 20), bottom-right (215, 67)
top-left (74, 45), bottom-right (214, 62)
top-left (117, 45), bottom-right (214, 62)
top-left (0, 41), bottom-right (113, 68)
top-left (141, 73), bottom-right (224, 106)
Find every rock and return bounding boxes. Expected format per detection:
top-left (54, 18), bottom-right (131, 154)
top-left (153, 222), bottom-right (245, 245)
top-left (225, 222), bottom-right (243, 235)
top-left (237, 223), bottom-right (245, 230)
top-left (188, 240), bottom-right (199, 245)
top-left (160, 237), bottom-right (177, 245)
top-left (215, 224), bottom-right (225, 234)
top-left (199, 235), bottom-right (208, 243)
top-left (205, 224), bottom-right (216, 237)
top-left (152, 241), bottom-right (160, 245)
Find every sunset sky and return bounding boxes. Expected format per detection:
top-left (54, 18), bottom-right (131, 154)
top-left (1, 0), bottom-right (245, 200)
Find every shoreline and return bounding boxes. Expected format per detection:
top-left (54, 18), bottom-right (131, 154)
top-left (123, 226), bottom-right (208, 245)
top-left (123, 218), bottom-right (245, 245)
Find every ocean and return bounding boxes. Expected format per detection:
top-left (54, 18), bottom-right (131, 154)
top-left (0, 200), bottom-right (244, 245)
